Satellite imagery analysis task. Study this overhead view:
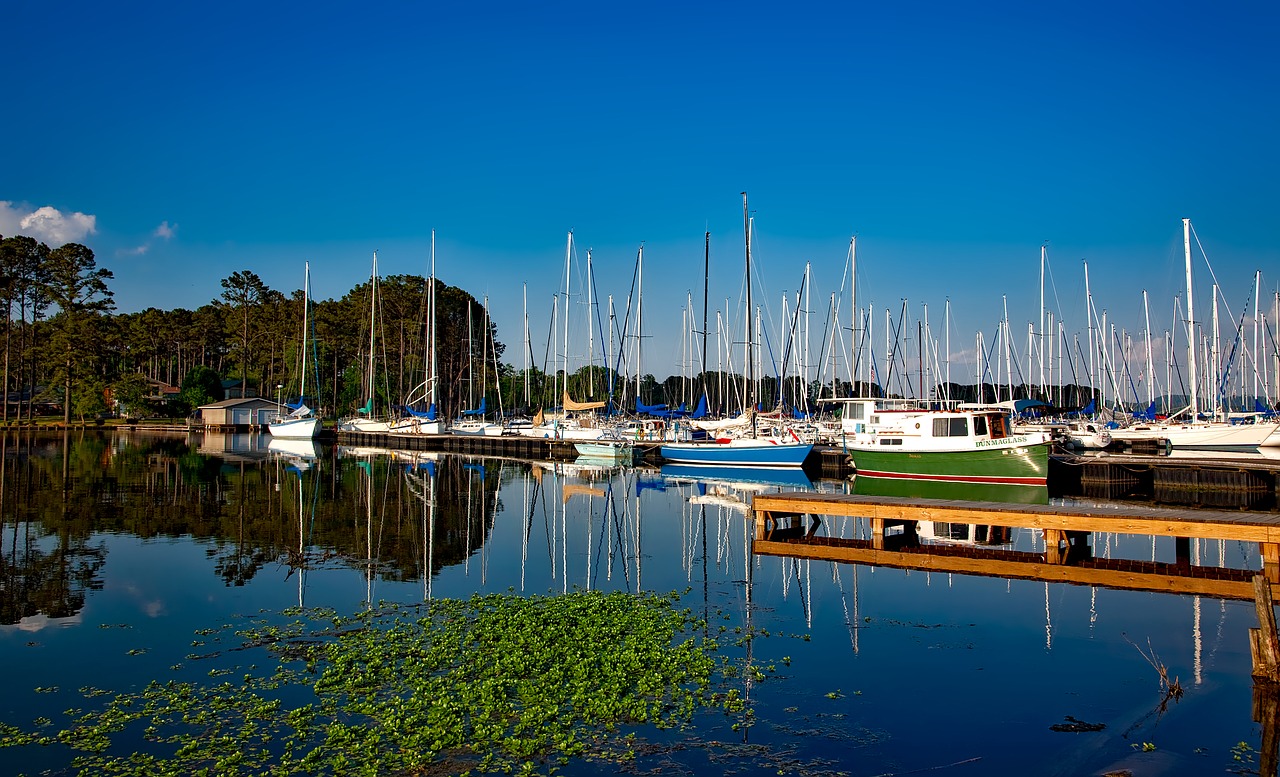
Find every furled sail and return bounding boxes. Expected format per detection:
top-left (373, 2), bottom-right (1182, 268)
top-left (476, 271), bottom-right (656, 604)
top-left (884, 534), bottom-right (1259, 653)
top-left (563, 392), bottom-right (606, 412)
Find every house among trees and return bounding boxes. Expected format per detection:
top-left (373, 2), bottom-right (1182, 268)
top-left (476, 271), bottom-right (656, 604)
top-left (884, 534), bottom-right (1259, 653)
top-left (221, 379), bottom-right (259, 399)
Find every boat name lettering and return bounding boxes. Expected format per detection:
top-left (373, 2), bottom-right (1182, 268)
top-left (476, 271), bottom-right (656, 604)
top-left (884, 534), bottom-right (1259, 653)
top-left (975, 436), bottom-right (1027, 448)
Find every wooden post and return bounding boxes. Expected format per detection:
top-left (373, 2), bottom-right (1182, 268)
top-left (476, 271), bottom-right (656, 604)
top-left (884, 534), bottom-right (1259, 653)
top-left (1262, 543), bottom-right (1280, 584)
top-left (871, 518), bottom-right (885, 550)
top-left (1174, 537), bottom-right (1192, 567)
top-left (1254, 682), bottom-right (1280, 777)
top-left (1253, 575), bottom-right (1280, 682)
top-left (1042, 529), bottom-right (1066, 565)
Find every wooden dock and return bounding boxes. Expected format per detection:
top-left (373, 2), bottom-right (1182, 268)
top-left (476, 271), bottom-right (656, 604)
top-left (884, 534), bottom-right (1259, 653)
top-left (750, 491), bottom-right (1280, 595)
top-left (1051, 450), bottom-right (1280, 509)
top-left (336, 430), bottom-right (668, 463)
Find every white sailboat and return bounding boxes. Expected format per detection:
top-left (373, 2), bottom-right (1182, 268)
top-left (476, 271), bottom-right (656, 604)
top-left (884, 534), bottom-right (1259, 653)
top-left (269, 262), bottom-right (321, 439)
top-left (339, 252), bottom-right (397, 434)
top-left (1109, 219), bottom-right (1280, 449)
top-left (396, 232), bottom-right (447, 435)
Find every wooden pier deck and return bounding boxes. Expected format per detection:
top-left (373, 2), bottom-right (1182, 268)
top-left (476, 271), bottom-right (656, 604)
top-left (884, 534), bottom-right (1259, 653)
top-left (751, 491), bottom-right (1280, 589)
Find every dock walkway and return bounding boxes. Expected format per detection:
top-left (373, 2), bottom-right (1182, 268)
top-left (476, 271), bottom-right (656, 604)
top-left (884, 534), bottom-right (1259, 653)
top-left (751, 491), bottom-right (1280, 584)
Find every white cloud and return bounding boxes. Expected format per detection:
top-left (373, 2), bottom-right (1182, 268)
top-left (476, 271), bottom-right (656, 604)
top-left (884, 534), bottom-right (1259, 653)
top-left (0, 201), bottom-right (97, 245)
top-left (20, 205), bottom-right (97, 245)
top-left (116, 220), bottom-right (178, 257)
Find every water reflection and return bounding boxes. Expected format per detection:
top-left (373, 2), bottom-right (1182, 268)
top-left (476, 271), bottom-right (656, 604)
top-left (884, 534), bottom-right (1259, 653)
top-left (852, 472), bottom-right (1049, 505)
top-left (0, 430), bottom-right (1275, 774)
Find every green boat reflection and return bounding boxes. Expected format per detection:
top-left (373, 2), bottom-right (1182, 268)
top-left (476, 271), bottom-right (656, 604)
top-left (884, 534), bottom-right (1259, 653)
top-left (851, 473), bottom-right (1048, 505)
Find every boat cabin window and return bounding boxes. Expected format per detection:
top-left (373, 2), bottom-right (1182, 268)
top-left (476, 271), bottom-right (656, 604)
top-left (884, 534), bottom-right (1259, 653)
top-left (878, 438), bottom-right (903, 446)
top-left (932, 417), bottom-right (968, 437)
top-left (987, 414), bottom-right (1007, 438)
top-left (973, 415), bottom-right (988, 436)
top-left (846, 403), bottom-right (867, 420)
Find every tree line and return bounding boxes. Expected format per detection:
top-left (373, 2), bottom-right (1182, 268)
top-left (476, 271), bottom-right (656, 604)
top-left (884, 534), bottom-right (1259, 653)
top-left (0, 235), bottom-right (529, 424)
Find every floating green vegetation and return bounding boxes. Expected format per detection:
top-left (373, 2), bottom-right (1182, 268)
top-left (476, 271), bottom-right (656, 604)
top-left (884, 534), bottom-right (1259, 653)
top-left (0, 590), bottom-right (744, 775)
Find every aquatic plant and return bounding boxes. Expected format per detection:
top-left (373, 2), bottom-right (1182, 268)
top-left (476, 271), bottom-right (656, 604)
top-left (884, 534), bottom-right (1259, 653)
top-left (0, 590), bottom-right (736, 775)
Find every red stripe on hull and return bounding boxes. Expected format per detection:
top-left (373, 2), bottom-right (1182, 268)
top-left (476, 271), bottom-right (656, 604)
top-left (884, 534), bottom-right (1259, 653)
top-left (857, 470), bottom-right (1047, 486)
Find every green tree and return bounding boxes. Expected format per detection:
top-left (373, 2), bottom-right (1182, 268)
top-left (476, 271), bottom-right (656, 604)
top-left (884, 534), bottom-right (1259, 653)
top-left (0, 235), bottom-right (52, 423)
top-left (42, 243), bottom-right (114, 425)
top-left (111, 373), bottom-right (153, 419)
top-left (218, 270), bottom-right (269, 392)
top-left (179, 364), bottom-right (224, 414)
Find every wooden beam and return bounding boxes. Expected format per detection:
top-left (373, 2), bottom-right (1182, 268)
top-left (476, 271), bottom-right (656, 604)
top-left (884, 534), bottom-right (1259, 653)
top-left (753, 539), bottom-right (1275, 600)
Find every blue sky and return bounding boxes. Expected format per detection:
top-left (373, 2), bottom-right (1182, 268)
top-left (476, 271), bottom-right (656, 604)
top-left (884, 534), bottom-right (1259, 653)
top-left (5, 1), bottom-right (1279, 386)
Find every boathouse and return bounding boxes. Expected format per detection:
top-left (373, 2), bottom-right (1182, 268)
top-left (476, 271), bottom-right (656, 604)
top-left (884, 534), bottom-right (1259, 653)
top-left (195, 397), bottom-right (282, 429)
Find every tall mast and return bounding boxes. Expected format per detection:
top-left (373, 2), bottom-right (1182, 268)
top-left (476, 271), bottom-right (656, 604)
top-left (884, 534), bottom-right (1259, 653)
top-left (850, 236), bottom-right (857, 392)
top-left (429, 233), bottom-right (437, 410)
top-left (586, 248), bottom-right (595, 397)
top-left (1084, 260), bottom-right (1094, 404)
top-left (300, 262), bottom-right (309, 402)
top-left (742, 192), bottom-right (753, 414)
top-left (1184, 218), bottom-right (1198, 419)
top-left (367, 251), bottom-right (378, 412)
top-left (1143, 289), bottom-right (1155, 408)
top-left (522, 282), bottom-right (529, 407)
top-left (562, 231), bottom-right (572, 408)
top-left (1039, 243), bottom-right (1046, 396)
top-left (635, 244), bottom-right (644, 401)
top-left (1254, 269), bottom-right (1261, 403)
top-left (701, 231), bottom-right (710, 395)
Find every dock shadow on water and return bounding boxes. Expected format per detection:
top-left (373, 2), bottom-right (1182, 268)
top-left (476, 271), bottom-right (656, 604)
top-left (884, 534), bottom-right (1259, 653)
top-left (0, 429), bottom-right (1277, 775)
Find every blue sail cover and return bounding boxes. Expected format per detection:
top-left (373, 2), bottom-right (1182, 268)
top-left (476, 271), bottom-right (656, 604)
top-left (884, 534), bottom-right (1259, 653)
top-left (1067, 399), bottom-right (1097, 417)
top-left (1134, 401), bottom-right (1157, 421)
top-left (690, 394), bottom-right (707, 419)
top-left (636, 399), bottom-right (668, 416)
top-left (1257, 399), bottom-right (1277, 417)
top-left (401, 403), bottom-right (438, 420)
top-left (636, 397), bottom-right (700, 419)
top-left (461, 397), bottom-right (487, 417)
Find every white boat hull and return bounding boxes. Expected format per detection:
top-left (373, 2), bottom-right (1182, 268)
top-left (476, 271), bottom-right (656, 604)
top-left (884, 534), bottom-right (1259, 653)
top-left (268, 416), bottom-right (320, 439)
top-left (1110, 420), bottom-right (1280, 449)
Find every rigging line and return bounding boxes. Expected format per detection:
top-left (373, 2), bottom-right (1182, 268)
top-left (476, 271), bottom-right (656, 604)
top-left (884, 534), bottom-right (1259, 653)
top-left (1190, 223), bottom-right (1239, 323)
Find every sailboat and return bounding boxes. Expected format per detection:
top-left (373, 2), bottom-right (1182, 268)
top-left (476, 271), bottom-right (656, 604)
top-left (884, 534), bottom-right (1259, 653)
top-left (396, 232), bottom-right (447, 435)
top-left (339, 252), bottom-right (397, 434)
top-left (660, 194), bottom-right (814, 469)
top-left (269, 262), bottom-right (322, 439)
top-left (1108, 219), bottom-right (1280, 449)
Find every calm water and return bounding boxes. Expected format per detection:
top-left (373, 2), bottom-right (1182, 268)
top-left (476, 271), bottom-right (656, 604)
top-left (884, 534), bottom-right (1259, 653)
top-left (0, 430), bottom-right (1272, 775)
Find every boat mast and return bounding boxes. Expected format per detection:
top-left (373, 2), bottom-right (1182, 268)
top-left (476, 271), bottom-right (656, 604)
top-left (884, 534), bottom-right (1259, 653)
top-left (1184, 218), bottom-right (1198, 420)
top-left (742, 192), bottom-right (753, 416)
top-left (944, 298), bottom-right (951, 401)
top-left (1212, 282), bottom-right (1220, 417)
top-left (635, 244), bottom-right (644, 402)
top-left (522, 282), bottom-right (529, 407)
top-left (562, 231), bottom-right (572, 410)
top-left (300, 261), bottom-right (309, 404)
top-left (850, 236), bottom-right (857, 393)
top-left (1139, 291), bottom-right (1151, 409)
top-left (1039, 243), bottom-right (1046, 398)
top-left (1084, 260), bottom-right (1095, 406)
top-left (702, 231), bottom-right (710, 402)
top-left (1254, 269), bottom-right (1261, 404)
top-left (430, 233), bottom-right (438, 412)
top-left (587, 248), bottom-right (594, 398)
top-left (367, 251), bottom-right (378, 414)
